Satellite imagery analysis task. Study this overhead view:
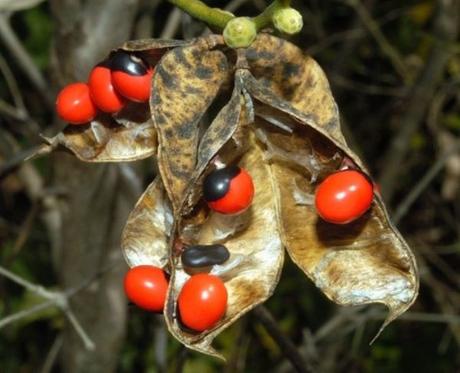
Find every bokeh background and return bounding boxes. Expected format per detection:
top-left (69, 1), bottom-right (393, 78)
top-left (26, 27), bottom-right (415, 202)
top-left (0, 0), bottom-right (459, 372)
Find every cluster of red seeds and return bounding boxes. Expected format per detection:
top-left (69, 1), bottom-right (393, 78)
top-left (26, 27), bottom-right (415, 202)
top-left (123, 165), bottom-right (255, 331)
top-left (55, 51), bottom-right (153, 124)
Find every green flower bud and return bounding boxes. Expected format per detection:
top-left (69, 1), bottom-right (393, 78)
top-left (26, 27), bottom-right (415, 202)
top-left (223, 17), bottom-right (257, 48)
top-left (272, 8), bottom-right (303, 35)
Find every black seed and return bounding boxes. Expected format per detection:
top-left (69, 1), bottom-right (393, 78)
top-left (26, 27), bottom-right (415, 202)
top-left (203, 166), bottom-right (240, 202)
top-left (110, 51), bottom-right (148, 76)
top-left (181, 244), bottom-right (230, 268)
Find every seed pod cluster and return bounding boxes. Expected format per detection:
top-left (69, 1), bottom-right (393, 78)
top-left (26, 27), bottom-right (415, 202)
top-left (47, 33), bottom-right (419, 359)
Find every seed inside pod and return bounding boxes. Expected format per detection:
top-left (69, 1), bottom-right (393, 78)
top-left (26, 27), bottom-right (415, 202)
top-left (181, 244), bottom-right (230, 268)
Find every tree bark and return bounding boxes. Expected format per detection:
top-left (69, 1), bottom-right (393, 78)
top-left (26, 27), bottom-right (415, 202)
top-left (49, 1), bottom-right (141, 372)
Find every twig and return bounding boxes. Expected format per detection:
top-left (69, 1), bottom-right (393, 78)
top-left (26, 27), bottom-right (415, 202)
top-left (40, 335), bottom-right (63, 373)
top-left (11, 202), bottom-right (39, 261)
top-left (344, 0), bottom-right (408, 82)
top-left (330, 73), bottom-right (407, 97)
top-left (168, 0), bottom-right (291, 31)
top-left (174, 346), bottom-right (189, 373)
top-left (367, 310), bottom-right (460, 324)
top-left (153, 318), bottom-right (168, 373)
top-left (253, 305), bottom-right (313, 373)
top-left (0, 144), bottom-right (55, 180)
top-left (0, 300), bottom-right (55, 329)
top-left (378, 0), bottom-right (459, 201)
top-left (0, 13), bottom-right (53, 107)
top-left (0, 263), bottom-right (121, 350)
top-left (168, 0), bottom-right (234, 29)
top-left (0, 265), bottom-right (55, 299)
top-left (160, 7), bottom-right (182, 39)
top-left (252, 0), bottom-right (291, 30)
top-left (392, 143), bottom-right (460, 224)
top-left (0, 54), bottom-right (25, 110)
top-left (64, 307), bottom-right (95, 350)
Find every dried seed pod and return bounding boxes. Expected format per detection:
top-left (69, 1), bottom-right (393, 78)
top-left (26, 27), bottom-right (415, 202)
top-left (44, 39), bottom-right (187, 162)
top-left (122, 178), bottom-right (172, 269)
top-left (48, 33), bottom-right (418, 359)
top-left (165, 134), bottom-right (284, 358)
top-left (151, 38), bottom-right (231, 213)
top-left (44, 114), bottom-right (157, 162)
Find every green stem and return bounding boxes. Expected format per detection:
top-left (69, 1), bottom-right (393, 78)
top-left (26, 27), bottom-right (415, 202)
top-left (168, 0), bottom-right (234, 29)
top-left (168, 0), bottom-right (291, 31)
top-left (252, 0), bottom-right (291, 31)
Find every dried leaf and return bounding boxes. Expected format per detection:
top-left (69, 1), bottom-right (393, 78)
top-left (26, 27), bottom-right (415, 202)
top-left (164, 133), bottom-right (284, 358)
top-left (151, 39), bottom-right (230, 213)
top-left (121, 178), bottom-right (172, 269)
top-left (49, 106), bottom-right (157, 162)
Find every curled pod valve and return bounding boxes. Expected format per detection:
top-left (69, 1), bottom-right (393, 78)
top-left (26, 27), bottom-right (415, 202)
top-left (110, 51), bottom-right (153, 102)
top-left (203, 165), bottom-right (254, 215)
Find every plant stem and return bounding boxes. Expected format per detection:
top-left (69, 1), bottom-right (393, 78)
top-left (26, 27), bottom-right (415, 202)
top-left (253, 0), bottom-right (291, 30)
top-left (168, 0), bottom-right (292, 31)
top-left (253, 305), bottom-right (314, 373)
top-left (168, 0), bottom-right (234, 29)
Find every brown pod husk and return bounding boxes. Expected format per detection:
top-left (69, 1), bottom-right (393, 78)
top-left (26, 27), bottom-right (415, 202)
top-left (246, 33), bottom-right (346, 145)
top-left (121, 178), bottom-right (172, 269)
top-left (47, 32), bottom-right (418, 358)
top-left (181, 71), bottom-right (251, 213)
top-left (47, 109), bottom-right (157, 162)
top-left (241, 34), bottom-right (418, 332)
top-left (164, 132), bottom-right (284, 359)
top-left (150, 37), bottom-right (231, 213)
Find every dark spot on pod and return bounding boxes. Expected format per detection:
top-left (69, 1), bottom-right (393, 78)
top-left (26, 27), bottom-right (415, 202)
top-left (110, 51), bottom-right (148, 76)
top-left (181, 244), bottom-right (230, 268)
top-left (203, 166), bottom-right (240, 202)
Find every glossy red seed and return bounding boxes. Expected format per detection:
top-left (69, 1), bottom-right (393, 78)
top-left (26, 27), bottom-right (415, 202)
top-left (124, 265), bottom-right (168, 312)
top-left (88, 66), bottom-right (125, 113)
top-left (315, 170), bottom-right (374, 224)
top-left (208, 168), bottom-right (255, 215)
top-left (55, 82), bottom-right (97, 124)
top-left (178, 274), bottom-right (227, 332)
top-left (111, 67), bottom-right (153, 102)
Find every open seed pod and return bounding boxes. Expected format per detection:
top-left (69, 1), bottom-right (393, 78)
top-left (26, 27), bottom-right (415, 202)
top-left (47, 32), bottom-right (418, 359)
top-left (165, 132), bottom-right (284, 358)
top-left (242, 34), bottom-right (418, 332)
top-left (43, 39), bottom-right (187, 162)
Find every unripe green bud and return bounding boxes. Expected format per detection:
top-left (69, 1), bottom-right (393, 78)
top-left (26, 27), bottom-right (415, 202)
top-left (272, 8), bottom-right (303, 35)
top-left (223, 17), bottom-right (257, 48)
